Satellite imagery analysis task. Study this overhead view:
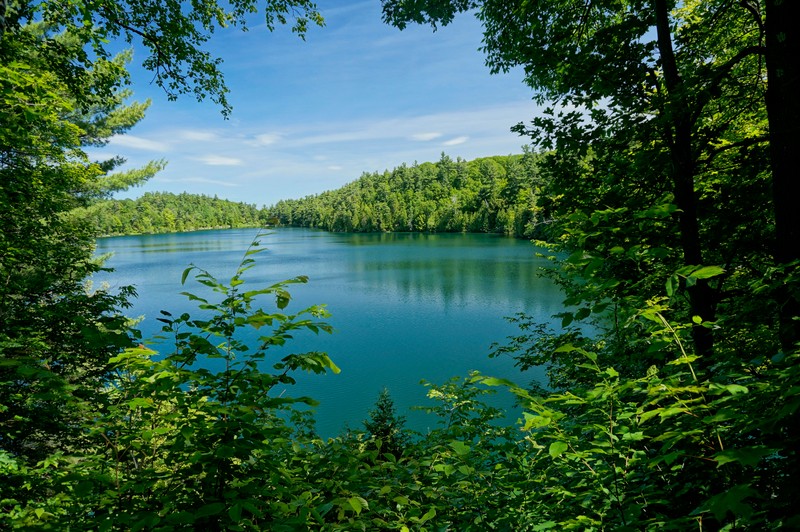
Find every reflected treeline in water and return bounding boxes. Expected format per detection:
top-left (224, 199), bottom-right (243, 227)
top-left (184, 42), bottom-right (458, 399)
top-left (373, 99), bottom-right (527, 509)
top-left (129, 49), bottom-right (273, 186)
top-left (279, 231), bottom-right (562, 314)
top-left (98, 228), bottom-right (262, 255)
top-left (352, 256), bottom-right (555, 313)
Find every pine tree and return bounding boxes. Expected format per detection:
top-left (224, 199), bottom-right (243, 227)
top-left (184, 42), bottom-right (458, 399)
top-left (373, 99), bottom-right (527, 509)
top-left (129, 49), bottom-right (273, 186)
top-left (363, 388), bottom-right (410, 459)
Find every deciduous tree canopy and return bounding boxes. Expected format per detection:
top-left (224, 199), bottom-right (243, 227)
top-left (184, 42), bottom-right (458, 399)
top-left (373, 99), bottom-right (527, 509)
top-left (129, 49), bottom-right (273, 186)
top-left (87, 191), bottom-right (269, 235)
top-left (269, 152), bottom-right (544, 237)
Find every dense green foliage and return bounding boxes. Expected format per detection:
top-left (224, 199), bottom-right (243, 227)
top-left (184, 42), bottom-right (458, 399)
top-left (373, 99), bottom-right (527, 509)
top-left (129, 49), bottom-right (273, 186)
top-left (268, 151), bottom-right (544, 237)
top-left (9, 248), bottom-right (799, 529)
top-left (1, 11), bottom-right (159, 474)
top-left (4, 0), bottom-right (800, 529)
top-left (88, 191), bottom-right (270, 235)
top-left (381, 0), bottom-right (800, 527)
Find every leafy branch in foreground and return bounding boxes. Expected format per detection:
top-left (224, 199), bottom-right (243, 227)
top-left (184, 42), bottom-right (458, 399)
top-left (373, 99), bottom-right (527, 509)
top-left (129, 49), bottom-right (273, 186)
top-left (37, 236), bottom-right (338, 530)
top-left (477, 299), bottom-right (800, 530)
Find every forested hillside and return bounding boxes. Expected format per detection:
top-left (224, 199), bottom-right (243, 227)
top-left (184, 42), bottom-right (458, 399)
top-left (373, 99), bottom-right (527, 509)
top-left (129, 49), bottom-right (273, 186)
top-left (268, 152), bottom-right (543, 237)
top-left (91, 152), bottom-right (544, 238)
top-left (87, 192), bottom-right (268, 235)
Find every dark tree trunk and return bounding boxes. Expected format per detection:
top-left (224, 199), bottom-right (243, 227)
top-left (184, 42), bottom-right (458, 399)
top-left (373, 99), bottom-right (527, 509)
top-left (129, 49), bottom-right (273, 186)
top-left (764, 0), bottom-right (800, 350)
top-left (654, 0), bottom-right (716, 358)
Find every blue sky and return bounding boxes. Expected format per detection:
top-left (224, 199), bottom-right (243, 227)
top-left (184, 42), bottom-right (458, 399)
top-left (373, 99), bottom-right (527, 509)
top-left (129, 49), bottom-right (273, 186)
top-left (94, 1), bottom-right (540, 206)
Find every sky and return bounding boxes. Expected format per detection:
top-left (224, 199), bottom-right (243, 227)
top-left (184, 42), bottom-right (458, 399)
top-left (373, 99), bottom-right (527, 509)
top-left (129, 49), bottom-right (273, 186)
top-left (93, 1), bottom-right (541, 207)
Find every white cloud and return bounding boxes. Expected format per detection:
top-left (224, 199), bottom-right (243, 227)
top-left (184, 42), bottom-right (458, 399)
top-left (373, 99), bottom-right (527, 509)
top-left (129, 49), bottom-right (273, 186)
top-left (158, 176), bottom-right (240, 187)
top-left (179, 130), bottom-right (219, 142)
top-left (327, 165), bottom-right (343, 170)
top-left (291, 130), bottom-right (374, 146)
top-left (442, 136), bottom-right (469, 146)
top-left (269, 102), bottom-right (536, 149)
top-left (411, 132), bottom-right (442, 141)
top-left (193, 155), bottom-right (244, 166)
top-left (109, 134), bottom-right (169, 152)
top-left (253, 133), bottom-right (282, 146)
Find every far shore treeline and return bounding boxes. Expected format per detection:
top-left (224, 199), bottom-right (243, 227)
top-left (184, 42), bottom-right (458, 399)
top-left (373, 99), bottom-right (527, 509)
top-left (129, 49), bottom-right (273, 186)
top-left (91, 152), bottom-right (545, 238)
top-left (89, 191), bottom-right (268, 236)
top-left (268, 152), bottom-right (542, 237)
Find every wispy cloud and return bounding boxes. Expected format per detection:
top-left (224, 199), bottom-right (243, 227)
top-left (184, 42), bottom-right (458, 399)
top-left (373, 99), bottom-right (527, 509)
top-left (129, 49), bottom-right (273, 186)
top-left (442, 136), bottom-right (469, 146)
top-left (327, 165), bottom-right (343, 170)
top-left (109, 135), bottom-right (169, 152)
top-left (179, 130), bottom-right (220, 142)
top-left (411, 132), bottom-right (442, 141)
top-left (193, 155), bottom-right (244, 166)
top-left (158, 176), bottom-right (241, 187)
top-left (252, 133), bottom-right (282, 146)
top-left (273, 102), bottom-right (534, 149)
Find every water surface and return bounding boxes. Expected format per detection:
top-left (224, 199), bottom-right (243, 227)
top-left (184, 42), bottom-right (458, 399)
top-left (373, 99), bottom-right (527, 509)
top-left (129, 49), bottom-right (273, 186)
top-left (95, 228), bottom-right (563, 436)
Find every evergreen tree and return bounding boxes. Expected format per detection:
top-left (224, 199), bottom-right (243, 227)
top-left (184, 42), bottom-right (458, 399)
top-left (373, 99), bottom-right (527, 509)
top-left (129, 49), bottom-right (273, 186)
top-left (363, 388), bottom-right (410, 459)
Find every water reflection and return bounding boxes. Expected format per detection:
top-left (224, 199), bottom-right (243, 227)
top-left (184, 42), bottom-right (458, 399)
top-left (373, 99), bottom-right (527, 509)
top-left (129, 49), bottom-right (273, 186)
top-left (95, 228), bottom-right (564, 436)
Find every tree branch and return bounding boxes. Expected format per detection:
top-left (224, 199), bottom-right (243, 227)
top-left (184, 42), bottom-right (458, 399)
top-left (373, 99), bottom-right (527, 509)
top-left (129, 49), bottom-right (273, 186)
top-left (98, 6), bottom-right (188, 99)
top-left (700, 135), bottom-right (769, 167)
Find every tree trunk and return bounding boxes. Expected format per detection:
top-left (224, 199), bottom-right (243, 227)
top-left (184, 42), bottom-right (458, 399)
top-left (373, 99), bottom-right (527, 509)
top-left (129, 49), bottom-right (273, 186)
top-left (764, 0), bottom-right (800, 350)
top-left (654, 0), bottom-right (716, 357)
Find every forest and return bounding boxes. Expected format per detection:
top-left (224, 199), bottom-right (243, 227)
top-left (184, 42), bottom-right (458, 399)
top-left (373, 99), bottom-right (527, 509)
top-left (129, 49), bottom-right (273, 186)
top-left (89, 153), bottom-right (543, 238)
top-left (268, 153), bottom-right (542, 237)
top-left (88, 192), bottom-right (268, 235)
top-left (2, 0), bottom-right (799, 530)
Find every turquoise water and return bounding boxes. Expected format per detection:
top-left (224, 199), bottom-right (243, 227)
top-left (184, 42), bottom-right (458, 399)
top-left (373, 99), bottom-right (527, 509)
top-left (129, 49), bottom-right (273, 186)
top-left (95, 228), bottom-right (564, 436)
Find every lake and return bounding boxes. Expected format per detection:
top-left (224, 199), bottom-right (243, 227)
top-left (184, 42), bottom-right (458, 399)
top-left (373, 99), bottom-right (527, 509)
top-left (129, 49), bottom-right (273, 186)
top-left (94, 228), bottom-right (564, 437)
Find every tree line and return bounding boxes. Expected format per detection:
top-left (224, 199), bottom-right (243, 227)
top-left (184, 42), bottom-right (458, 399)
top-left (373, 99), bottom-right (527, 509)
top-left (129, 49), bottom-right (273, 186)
top-left (87, 191), bottom-right (269, 235)
top-left (268, 151), bottom-right (544, 238)
top-left (89, 151), bottom-right (546, 239)
top-left (3, 0), bottom-right (800, 529)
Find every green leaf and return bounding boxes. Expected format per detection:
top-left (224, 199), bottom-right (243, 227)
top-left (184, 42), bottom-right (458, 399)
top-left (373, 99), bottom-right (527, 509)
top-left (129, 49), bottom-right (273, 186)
top-left (554, 343), bottom-right (578, 353)
top-left (704, 484), bottom-right (757, 521)
top-left (574, 307), bottom-right (591, 320)
top-left (195, 502), bottom-right (225, 519)
top-left (477, 376), bottom-right (517, 387)
top-left (181, 266), bottom-right (196, 285)
top-left (707, 383), bottom-right (749, 395)
top-left (347, 496), bottom-right (368, 515)
top-left (549, 441), bottom-right (568, 458)
top-left (418, 508), bottom-right (436, 524)
top-left (714, 446), bottom-right (775, 468)
top-left (659, 406), bottom-right (687, 420)
top-left (276, 293), bottom-right (290, 310)
top-left (638, 409), bottom-right (662, 424)
top-left (622, 431), bottom-right (644, 441)
top-left (689, 265), bottom-right (725, 279)
top-left (449, 440), bottom-right (470, 456)
top-left (228, 504), bottom-right (242, 522)
top-left (523, 412), bottom-right (552, 430)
